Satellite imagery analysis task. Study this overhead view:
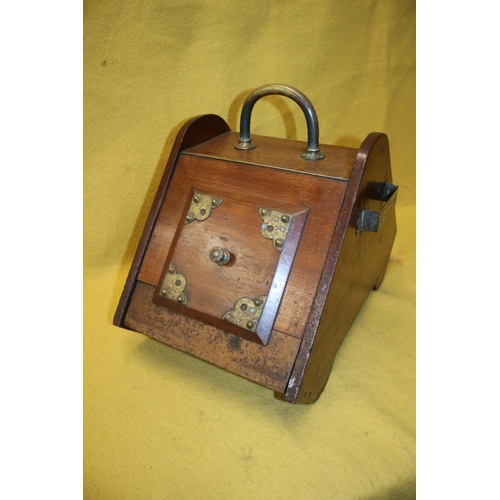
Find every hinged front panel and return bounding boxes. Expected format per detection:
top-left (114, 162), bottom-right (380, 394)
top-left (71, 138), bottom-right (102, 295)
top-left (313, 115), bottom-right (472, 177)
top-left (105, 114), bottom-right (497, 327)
top-left (137, 152), bottom-right (348, 343)
top-left (152, 189), bottom-right (308, 344)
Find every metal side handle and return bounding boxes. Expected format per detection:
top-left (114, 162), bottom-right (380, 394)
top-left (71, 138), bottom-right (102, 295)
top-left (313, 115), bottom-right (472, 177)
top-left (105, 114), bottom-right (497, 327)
top-left (356, 182), bottom-right (399, 233)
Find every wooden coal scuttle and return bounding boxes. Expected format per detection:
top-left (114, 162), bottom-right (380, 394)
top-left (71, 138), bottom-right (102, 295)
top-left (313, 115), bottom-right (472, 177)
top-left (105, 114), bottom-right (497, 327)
top-left (114, 84), bottom-right (398, 404)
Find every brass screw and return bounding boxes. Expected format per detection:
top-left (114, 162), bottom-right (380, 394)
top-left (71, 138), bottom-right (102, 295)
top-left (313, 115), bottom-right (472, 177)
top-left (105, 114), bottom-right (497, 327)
top-left (246, 320), bottom-right (255, 330)
top-left (161, 289), bottom-right (169, 297)
top-left (168, 264), bottom-right (175, 274)
top-left (254, 298), bottom-right (263, 307)
top-left (211, 198), bottom-right (220, 207)
top-left (224, 314), bottom-right (233, 323)
top-left (281, 215), bottom-right (290, 224)
top-left (275, 238), bottom-right (284, 249)
top-left (260, 208), bottom-right (269, 217)
top-left (177, 295), bottom-right (185, 304)
top-left (185, 213), bottom-right (194, 223)
top-left (194, 195), bottom-right (201, 203)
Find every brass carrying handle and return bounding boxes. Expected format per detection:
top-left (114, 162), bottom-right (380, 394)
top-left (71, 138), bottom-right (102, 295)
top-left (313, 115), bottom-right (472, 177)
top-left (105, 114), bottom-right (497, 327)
top-left (234, 84), bottom-right (324, 160)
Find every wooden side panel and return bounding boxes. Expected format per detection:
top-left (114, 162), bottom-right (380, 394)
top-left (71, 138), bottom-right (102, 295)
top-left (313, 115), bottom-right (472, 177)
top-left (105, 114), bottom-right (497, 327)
top-left (124, 282), bottom-right (301, 393)
top-left (114, 115), bottom-right (231, 327)
top-left (285, 133), bottom-right (397, 404)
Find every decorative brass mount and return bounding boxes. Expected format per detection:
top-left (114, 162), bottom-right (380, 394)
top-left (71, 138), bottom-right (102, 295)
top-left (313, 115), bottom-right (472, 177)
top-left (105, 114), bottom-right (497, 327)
top-left (259, 208), bottom-right (293, 251)
top-left (185, 193), bottom-right (223, 224)
top-left (223, 295), bottom-right (267, 332)
top-left (159, 262), bottom-right (188, 305)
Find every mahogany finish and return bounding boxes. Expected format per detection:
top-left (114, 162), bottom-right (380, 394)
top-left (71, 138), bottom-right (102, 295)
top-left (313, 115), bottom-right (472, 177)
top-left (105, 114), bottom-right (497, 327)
top-left (114, 114), bottom-right (230, 327)
top-left (125, 282), bottom-right (301, 393)
top-left (184, 131), bottom-right (357, 181)
top-left (149, 187), bottom-right (309, 345)
top-left (284, 133), bottom-right (397, 403)
top-left (137, 153), bottom-right (347, 339)
top-left (114, 113), bottom-right (397, 404)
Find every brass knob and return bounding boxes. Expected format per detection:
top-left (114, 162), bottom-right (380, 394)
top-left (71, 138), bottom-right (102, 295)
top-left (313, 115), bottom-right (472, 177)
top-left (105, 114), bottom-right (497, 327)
top-left (209, 247), bottom-right (231, 266)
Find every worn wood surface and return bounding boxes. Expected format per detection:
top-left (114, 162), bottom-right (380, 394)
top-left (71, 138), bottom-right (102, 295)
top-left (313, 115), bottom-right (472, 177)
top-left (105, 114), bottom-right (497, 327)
top-left (137, 153), bottom-right (347, 340)
top-left (284, 132), bottom-right (397, 404)
top-left (124, 281), bottom-right (301, 393)
top-left (114, 114), bottom-right (231, 327)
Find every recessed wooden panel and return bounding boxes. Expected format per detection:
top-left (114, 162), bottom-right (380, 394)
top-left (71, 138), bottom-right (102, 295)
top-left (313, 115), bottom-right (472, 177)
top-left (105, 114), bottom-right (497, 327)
top-left (151, 189), bottom-right (308, 344)
top-left (137, 154), bottom-right (347, 339)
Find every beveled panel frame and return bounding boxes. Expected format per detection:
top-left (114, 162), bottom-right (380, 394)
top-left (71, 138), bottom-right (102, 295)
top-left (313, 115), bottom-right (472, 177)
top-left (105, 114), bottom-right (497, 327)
top-left (152, 184), bottom-right (308, 345)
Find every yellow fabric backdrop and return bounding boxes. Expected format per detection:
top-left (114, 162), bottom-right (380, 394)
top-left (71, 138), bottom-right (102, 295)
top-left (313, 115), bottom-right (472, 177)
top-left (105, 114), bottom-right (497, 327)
top-left (84, 1), bottom-right (415, 498)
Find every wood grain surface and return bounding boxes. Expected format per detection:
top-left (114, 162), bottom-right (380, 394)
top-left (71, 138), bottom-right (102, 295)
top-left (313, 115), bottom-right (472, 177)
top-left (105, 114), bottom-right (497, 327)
top-left (114, 114), bottom-right (231, 327)
top-left (115, 115), bottom-right (397, 404)
top-left (124, 281), bottom-right (301, 393)
top-left (284, 132), bottom-right (397, 403)
top-left (184, 131), bottom-right (357, 181)
top-left (137, 153), bottom-right (347, 340)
